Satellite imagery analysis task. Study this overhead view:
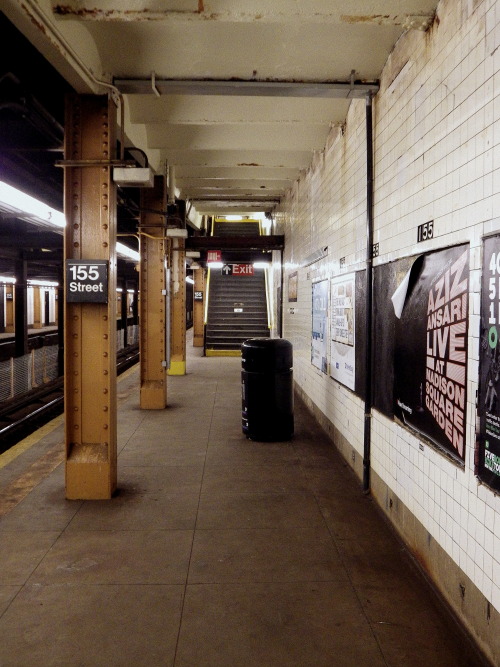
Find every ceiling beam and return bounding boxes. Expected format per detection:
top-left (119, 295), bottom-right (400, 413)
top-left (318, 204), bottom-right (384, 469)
top-left (186, 235), bottom-right (284, 251)
top-left (115, 78), bottom-right (379, 99)
top-left (51, 2), bottom-right (435, 29)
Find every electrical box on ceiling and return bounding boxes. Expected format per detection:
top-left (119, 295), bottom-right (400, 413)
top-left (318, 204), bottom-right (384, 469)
top-left (112, 167), bottom-right (154, 188)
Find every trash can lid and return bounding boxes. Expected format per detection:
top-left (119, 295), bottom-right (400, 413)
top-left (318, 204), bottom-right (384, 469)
top-left (241, 337), bottom-right (293, 372)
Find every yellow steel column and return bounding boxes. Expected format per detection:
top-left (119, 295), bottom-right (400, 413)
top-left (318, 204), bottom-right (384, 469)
top-left (64, 94), bottom-right (117, 500)
top-left (193, 267), bottom-right (205, 347)
top-left (33, 287), bottom-right (42, 329)
top-left (5, 286), bottom-right (14, 333)
top-left (139, 176), bottom-right (168, 409)
top-left (168, 237), bottom-right (186, 375)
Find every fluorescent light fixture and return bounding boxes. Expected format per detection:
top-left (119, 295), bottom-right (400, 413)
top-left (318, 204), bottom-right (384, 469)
top-left (0, 181), bottom-right (141, 263)
top-left (208, 261), bottom-right (223, 269)
top-left (225, 215), bottom-right (242, 221)
top-left (0, 276), bottom-right (16, 284)
top-left (116, 242), bottom-right (140, 262)
top-left (28, 280), bottom-right (59, 287)
top-left (261, 218), bottom-right (272, 233)
top-left (166, 228), bottom-right (188, 238)
top-left (253, 262), bottom-right (269, 269)
top-left (0, 181), bottom-right (65, 228)
top-left (113, 167), bottom-right (154, 188)
top-left (186, 276), bottom-right (195, 284)
top-left (127, 289), bottom-right (135, 294)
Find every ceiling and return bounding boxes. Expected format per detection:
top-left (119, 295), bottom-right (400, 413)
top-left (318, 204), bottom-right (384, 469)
top-left (2, 0), bottom-right (437, 219)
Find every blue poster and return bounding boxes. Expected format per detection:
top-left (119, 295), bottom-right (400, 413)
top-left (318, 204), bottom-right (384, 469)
top-left (312, 280), bottom-right (328, 373)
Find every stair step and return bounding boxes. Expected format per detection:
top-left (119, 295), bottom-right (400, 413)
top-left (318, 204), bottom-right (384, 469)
top-left (207, 266), bottom-right (268, 349)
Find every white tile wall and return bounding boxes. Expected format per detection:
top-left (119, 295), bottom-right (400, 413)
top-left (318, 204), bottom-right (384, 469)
top-left (276, 0), bottom-right (500, 614)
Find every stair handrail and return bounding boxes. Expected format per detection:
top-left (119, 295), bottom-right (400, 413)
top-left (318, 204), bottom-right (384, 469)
top-left (264, 266), bottom-right (273, 331)
top-left (204, 268), bottom-right (211, 325)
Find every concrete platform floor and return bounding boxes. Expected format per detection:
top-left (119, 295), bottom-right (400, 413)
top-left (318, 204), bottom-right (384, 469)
top-left (0, 342), bottom-right (491, 666)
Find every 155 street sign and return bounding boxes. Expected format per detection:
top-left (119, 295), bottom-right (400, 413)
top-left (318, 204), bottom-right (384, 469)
top-left (66, 260), bottom-right (108, 303)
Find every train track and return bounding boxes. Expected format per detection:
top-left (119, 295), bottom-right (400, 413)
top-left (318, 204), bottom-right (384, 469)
top-left (0, 344), bottom-right (139, 455)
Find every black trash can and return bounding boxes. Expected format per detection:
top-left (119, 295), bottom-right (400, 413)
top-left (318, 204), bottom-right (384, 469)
top-left (241, 338), bottom-right (294, 441)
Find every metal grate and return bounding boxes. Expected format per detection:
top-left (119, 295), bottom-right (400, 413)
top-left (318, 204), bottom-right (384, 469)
top-left (0, 345), bottom-right (60, 402)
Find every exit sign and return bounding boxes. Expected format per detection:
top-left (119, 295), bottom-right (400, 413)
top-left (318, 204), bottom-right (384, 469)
top-left (222, 263), bottom-right (254, 276)
top-left (207, 250), bottom-right (222, 262)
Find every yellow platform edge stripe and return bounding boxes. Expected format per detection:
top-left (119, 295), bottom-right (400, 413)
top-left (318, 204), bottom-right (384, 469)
top-left (0, 361), bottom-right (139, 470)
top-left (205, 350), bottom-right (242, 357)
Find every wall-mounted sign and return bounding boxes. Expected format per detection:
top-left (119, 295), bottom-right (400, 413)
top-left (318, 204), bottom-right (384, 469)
top-left (66, 260), bottom-right (108, 303)
top-left (312, 279), bottom-right (328, 374)
top-left (194, 291), bottom-right (203, 301)
top-left (221, 264), bottom-right (254, 276)
top-left (393, 245), bottom-right (468, 461)
top-left (417, 220), bottom-right (434, 243)
top-left (207, 250), bottom-right (222, 262)
top-left (330, 273), bottom-right (355, 389)
top-left (288, 271), bottom-right (298, 302)
top-left (478, 235), bottom-right (500, 491)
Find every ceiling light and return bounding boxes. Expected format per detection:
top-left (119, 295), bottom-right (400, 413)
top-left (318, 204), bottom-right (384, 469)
top-left (253, 262), bottom-right (269, 269)
top-left (116, 242), bottom-right (140, 261)
top-left (28, 279), bottom-right (59, 287)
top-left (113, 167), bottom-right (154, 188)
top-left (186, 276), bottom-right (195, 284)
top-left (208, 261), bottom-right (223, 269)
top-left (0, 181), bottom-right (141, 263)
top-left (0, 181), bottom-right (65, 228)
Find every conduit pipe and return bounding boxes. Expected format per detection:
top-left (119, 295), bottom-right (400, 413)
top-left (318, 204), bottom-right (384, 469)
top-left (363, 92), bottom-right (374, 494)
top-left (18, 0), bottom-right (125, 160)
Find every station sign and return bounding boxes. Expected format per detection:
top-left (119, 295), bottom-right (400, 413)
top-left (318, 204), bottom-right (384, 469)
top-left (66, 260), bottom-right (108, 303)
top-left (194, 291), bottom-right (203, 301)
top-left (207, 250), bottom-right (222, 262)
top-left (221, 263), bottom-right (254, 276)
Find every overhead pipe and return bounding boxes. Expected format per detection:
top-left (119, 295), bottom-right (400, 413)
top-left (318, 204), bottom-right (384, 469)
top-left (19, 0), bottom-right (125, 160)
top-left (363, 92), bottom-right (374, 494)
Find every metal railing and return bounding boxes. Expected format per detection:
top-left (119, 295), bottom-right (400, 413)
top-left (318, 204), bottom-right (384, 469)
top-left (0, 345), bottom-right (59, 402)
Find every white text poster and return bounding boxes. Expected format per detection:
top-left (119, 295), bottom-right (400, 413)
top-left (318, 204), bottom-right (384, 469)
top-left (330, 274), bottom-right (355, 389)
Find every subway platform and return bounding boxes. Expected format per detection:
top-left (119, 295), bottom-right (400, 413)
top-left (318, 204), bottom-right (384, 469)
top-left (0, 339), bottom-right (490, 667)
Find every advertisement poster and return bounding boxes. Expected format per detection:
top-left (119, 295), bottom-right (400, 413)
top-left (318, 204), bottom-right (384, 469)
top-left (478, 235), bottom-right (500, 491)
top-left (330, 274), bottom-right (355, 390)
top-left (288, 271), bottom-right (298, 302)
top-left (393, 245), bottom-right (469, 461)
top-left (312, 280), bottom-right (328, 373)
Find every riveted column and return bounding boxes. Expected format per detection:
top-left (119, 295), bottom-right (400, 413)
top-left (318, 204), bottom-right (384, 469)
top-left (5, 284), bottom-right (14, 333)
top-left (14, 258), bottom-right (28, 357)
top-left (0, 284), bottom-right (4, 334)
top-left (193, 267), bottom-right (205, 347)
top-left (168, 237), bottom-right (186, 375)
top-left (119, 278), bottom-right (128, 349)
top-left (33, 287), bottom-right (42, 329)
top-left (140, 175), bottom-right (167, 409)
top-left (64, 94), bottom-right (117, 500)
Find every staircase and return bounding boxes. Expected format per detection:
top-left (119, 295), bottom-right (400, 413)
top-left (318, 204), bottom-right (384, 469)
top-left (205, 268), bottom-right (270, 353)
top-left (213, 219), bottom-right (260, 237)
